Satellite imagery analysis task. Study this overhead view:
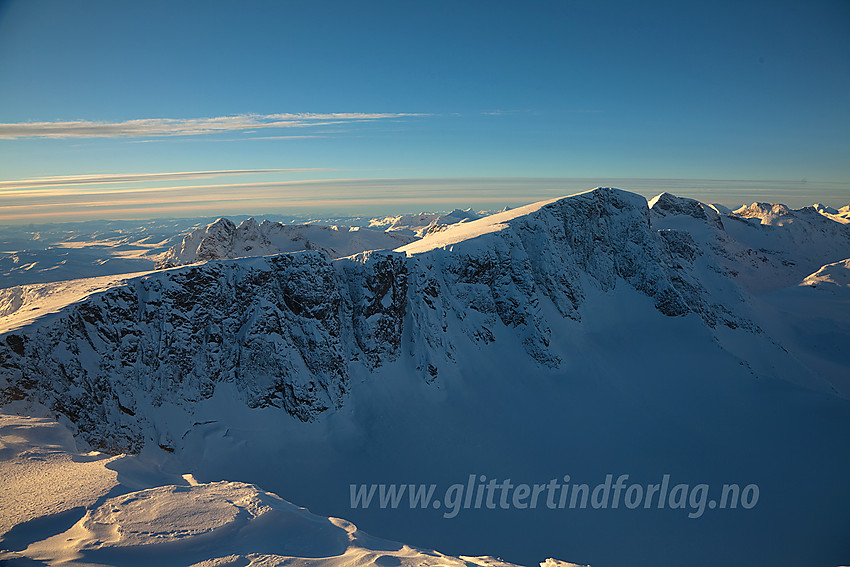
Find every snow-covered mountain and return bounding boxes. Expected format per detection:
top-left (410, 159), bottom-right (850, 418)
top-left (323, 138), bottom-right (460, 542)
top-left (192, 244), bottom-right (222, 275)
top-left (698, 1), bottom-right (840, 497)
top-left (368, 207), bottom-right (485, 237)
top-left (1, 187), bottom-right (849, 567)
top-left (649, 192), bottom-right (850, 293)
top-left (0, 211), bottom-right (489, 288)
top-left (155, 217), bottom-right (418, 268)
top-left (2, 187), bottom-right (776, 450)
top-left (813, 203), bottom-right (850, 223)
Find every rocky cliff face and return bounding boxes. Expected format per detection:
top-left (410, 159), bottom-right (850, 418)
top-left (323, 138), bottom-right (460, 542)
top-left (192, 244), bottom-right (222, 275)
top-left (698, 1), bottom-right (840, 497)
top-left (0, 188), bottom-right (771, 452)
top-left (0, 251), bottom-right (410, 452)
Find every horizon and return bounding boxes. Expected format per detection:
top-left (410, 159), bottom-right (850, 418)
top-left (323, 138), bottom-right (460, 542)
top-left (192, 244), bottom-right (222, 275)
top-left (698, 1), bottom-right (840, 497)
top-left (1, 0), bottom-right (848, 224)
top-left (1, 176), bottom-right (847, 226)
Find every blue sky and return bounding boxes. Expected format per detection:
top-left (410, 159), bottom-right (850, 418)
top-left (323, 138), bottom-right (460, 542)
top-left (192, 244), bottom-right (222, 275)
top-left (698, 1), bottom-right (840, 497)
top-left (0, 0), bottom-right (848, 223)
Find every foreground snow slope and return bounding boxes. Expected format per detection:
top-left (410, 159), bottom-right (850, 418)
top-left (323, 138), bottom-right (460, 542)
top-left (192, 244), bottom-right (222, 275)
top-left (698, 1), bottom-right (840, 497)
top-left (1, 188), bottom-right (849, 567)
top-left (0, 413), bottom-right (119, 537)
top-left (1, 413), bottom-right (575, 567)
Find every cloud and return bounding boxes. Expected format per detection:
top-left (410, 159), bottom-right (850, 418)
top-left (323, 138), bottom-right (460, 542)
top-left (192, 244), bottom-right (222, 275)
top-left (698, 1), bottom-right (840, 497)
top-left (0, 112), bottom-right (427, 140)
top-left (1, 176), bottom-right (844, 224)
top-left (0, 169), bottom-right (332, 191)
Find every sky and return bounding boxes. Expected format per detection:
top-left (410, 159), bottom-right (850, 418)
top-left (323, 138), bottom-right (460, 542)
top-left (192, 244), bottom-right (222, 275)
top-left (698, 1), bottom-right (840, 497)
top-left (0, 0), bottom-right (848, 224)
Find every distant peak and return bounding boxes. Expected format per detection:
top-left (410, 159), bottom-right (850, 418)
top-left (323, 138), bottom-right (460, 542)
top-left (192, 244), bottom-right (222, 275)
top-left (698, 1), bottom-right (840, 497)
top-left (210, 217), bottom-right (236, 228)
top-left (236, 217), bottom-right (260, 230)
top-left (707, 203), bottom-right (733, 215)
top-left (649, 192), bottom-right (709, 218)
top-left (813, 203), bottom-right (839, 215)
top-left (734, 202), bottom-right (791, 217)
top-left (648, 192), bottom-right (690, 209)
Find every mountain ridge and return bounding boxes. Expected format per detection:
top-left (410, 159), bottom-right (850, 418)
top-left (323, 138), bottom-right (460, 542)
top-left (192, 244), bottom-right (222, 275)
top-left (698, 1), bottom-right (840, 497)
top-left (4, 187), bottom-right (843, 453)
top-left (155, 216), bottom-right (416, 269)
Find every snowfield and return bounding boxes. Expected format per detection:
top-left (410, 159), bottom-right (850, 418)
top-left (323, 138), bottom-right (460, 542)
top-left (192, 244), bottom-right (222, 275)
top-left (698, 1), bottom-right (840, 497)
top-left (1, 188), bottom-right (849, 567)
top-left (0, 413), bottom-right (119, 537)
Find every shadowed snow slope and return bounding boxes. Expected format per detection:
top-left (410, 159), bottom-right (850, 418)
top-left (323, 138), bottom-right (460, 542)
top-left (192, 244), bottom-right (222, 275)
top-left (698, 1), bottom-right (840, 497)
top-left (1, 188), bottom-right (849, 567)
